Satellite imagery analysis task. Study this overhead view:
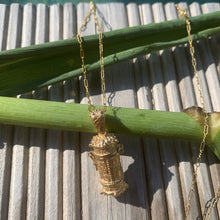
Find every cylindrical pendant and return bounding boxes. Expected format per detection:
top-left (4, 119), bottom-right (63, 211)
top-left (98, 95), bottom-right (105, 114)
top-left (89, 110), bottom-right (128, 197)
top-left (89, 133), bottom-right (128, 196)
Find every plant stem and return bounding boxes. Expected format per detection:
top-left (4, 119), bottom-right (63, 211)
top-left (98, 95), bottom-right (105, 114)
top-left (1, 96), bottom-right (220, 158)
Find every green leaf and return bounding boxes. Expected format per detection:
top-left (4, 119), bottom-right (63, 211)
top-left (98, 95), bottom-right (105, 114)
top-left (0, 96), bottom-right (219, 159)
top-left (0, 11), bottom-right (219, 96)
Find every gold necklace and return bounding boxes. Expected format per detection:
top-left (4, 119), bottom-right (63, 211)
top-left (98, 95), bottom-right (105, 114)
top-left (176, 5), bottom-right (220, 220)
top-left (77, 1), bottom-right (128, 197)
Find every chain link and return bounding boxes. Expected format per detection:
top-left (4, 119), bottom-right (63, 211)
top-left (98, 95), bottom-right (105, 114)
top-left (77, 1), bottom-right (106, 112)
top-left (175, 5), bottom-right (220, 220)
top-left (204, 186), bottom-right (220, 220)
top-left (90, 2), bottom-right (107, 108)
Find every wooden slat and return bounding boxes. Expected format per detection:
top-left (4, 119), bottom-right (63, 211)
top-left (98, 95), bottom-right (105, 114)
top-left (77, 3), bottom-right (106, 220)
top-left (199, 3), bottom-right (220, 217)
top-left (26, 4), bottom-right (48, 220)
top-left (185, 3), bottom-right (219, 219)
top-left (35, 3), bottom-right (48, 45)
top-left (7, 4), bottom-right (30, 220)
top-left (104, 3), bottom-right (148, 220)
top-left (191, 140), bottom-right (219, 219)
top-left (164, 3), bottom-right (202, 219)
top-left (138, 3), bottom-right (168, 220)
top-left (0, 125), bottom-right (13, 220)
top-left (21, 5), bottom-right (37, 220)
top-left (0, 5), bottom-right (12, 220)
top-left (6, 4), bottom-right (22, 50)
top-left (127, 3), bottom-right (141, 28)
top-left (27, 128), bottom-right (45, 220)
top-left (63, 3), bottom-right (81, 220)
top-left (201, 3), bottom-right (220, 216)
top-left (177, 3), bottom-right (212, 112)
top-left (147, 4), bottom-right (185, 219)
top-left (190, 4), bottom-right (220, 111)
top-left (142, 3), bottom-right (185, 220)
top-left (8, 129), bottom-right (29, 220)
top-left (21, 3), bottom-right (36, 47)
top-left (127, 3), bottom-right (164, 220)
top-left (0, 4), bottom-right (8, 51)
top-left (45, 4), bottom-right (63, 220)
top-left (177, 2), bottom-right (219, 219)
top-left (202, 3), bottom-right (220, 77)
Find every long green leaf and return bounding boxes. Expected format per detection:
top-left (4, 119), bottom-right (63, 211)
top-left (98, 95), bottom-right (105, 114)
top-left (0, 96), bottom-right (203, 137)
top-left (0, 96), bottom-right (219, 159)
top-left (0, 11), bottom-right (219, 96)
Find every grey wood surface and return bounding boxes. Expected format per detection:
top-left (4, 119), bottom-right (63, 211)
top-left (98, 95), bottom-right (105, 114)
top-left (0, 2), bottom-right (219, 220)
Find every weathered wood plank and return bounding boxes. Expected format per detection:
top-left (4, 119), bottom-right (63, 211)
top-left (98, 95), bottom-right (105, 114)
top-left (7, 4), bottom-right (30, 220)
top-left (145, 4), bottom-right (185, 219)
top-left (77, 3), bottom-right (107, 220)
top-left (104, 3), bottom-right (148, 220)
top-left (45, 4), bottom-right (63, 220)
top-left (8, 125), bottom-right (29, 220)
top-left (188, 3), bottom-right (219, 219)
top-left (127, 3), bottom-right (162, 220)
top-left (8, 129), bottom-right (29, 220)
top-left (0, 4), bottom-right (8, 51)
top-left (192, 141), bottom-right (219, 219)
top-left (176, 2), bottom-right (219, 219)
top-left (0, 5), bottom-right (12, 220)
top-left (201, 3), bottom-right (220, 77)
top-left (0, 125), bottom-right (13, 220)
top-left (27, 128), bottom-right (45, 220)
top-left (26, 4), bottom-right (48, 220)
top-left (35, 3), bottom-right (48, 45)
top-left (164, 3), bottom-right (202, 219)
top-left (199, 3), bottom-right (220, 217)
top-left (138, 3), bottom-right (168, 220)
top-left (127, 3), bottom-right (141, 29)
top-left (190, 3), bottom-right (220, 111)
top-left (176, 3), bottom-right (212, 112)
top-left (63, 3), bottom-right (81, 220)
top-left (63, 130), bottom-right (80, 220)
top-left (21, 3), bottom-right (36, 47)
top-left (6, 4), bottom-right (22, 50)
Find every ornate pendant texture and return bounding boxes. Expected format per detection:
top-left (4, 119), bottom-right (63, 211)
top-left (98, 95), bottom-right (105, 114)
top-left (89, 110), bottom-right (128, 197)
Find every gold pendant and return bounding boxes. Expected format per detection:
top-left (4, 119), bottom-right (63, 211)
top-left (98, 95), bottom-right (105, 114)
top-left (89, 110), bottom-right (128, 197)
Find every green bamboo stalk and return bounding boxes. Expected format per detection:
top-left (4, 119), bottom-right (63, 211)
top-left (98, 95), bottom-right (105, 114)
top-left (0, 11), bottom-right (219, 96)
top-left (0, 96), bottom-right (219, 159)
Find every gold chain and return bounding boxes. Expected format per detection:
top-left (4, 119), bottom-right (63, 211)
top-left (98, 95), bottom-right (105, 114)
top-left (175, 5), bottom-right (210, 219)
top-left (204, 186), bottom-right (220, 220)
top-left (77, 1), bottom-right (106, 112)
top-left (77, 3), bottom-right (220, 219)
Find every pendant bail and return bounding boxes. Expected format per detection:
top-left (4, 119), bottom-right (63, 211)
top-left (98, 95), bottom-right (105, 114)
top-left (90, 109), bottom-right (106, 135)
